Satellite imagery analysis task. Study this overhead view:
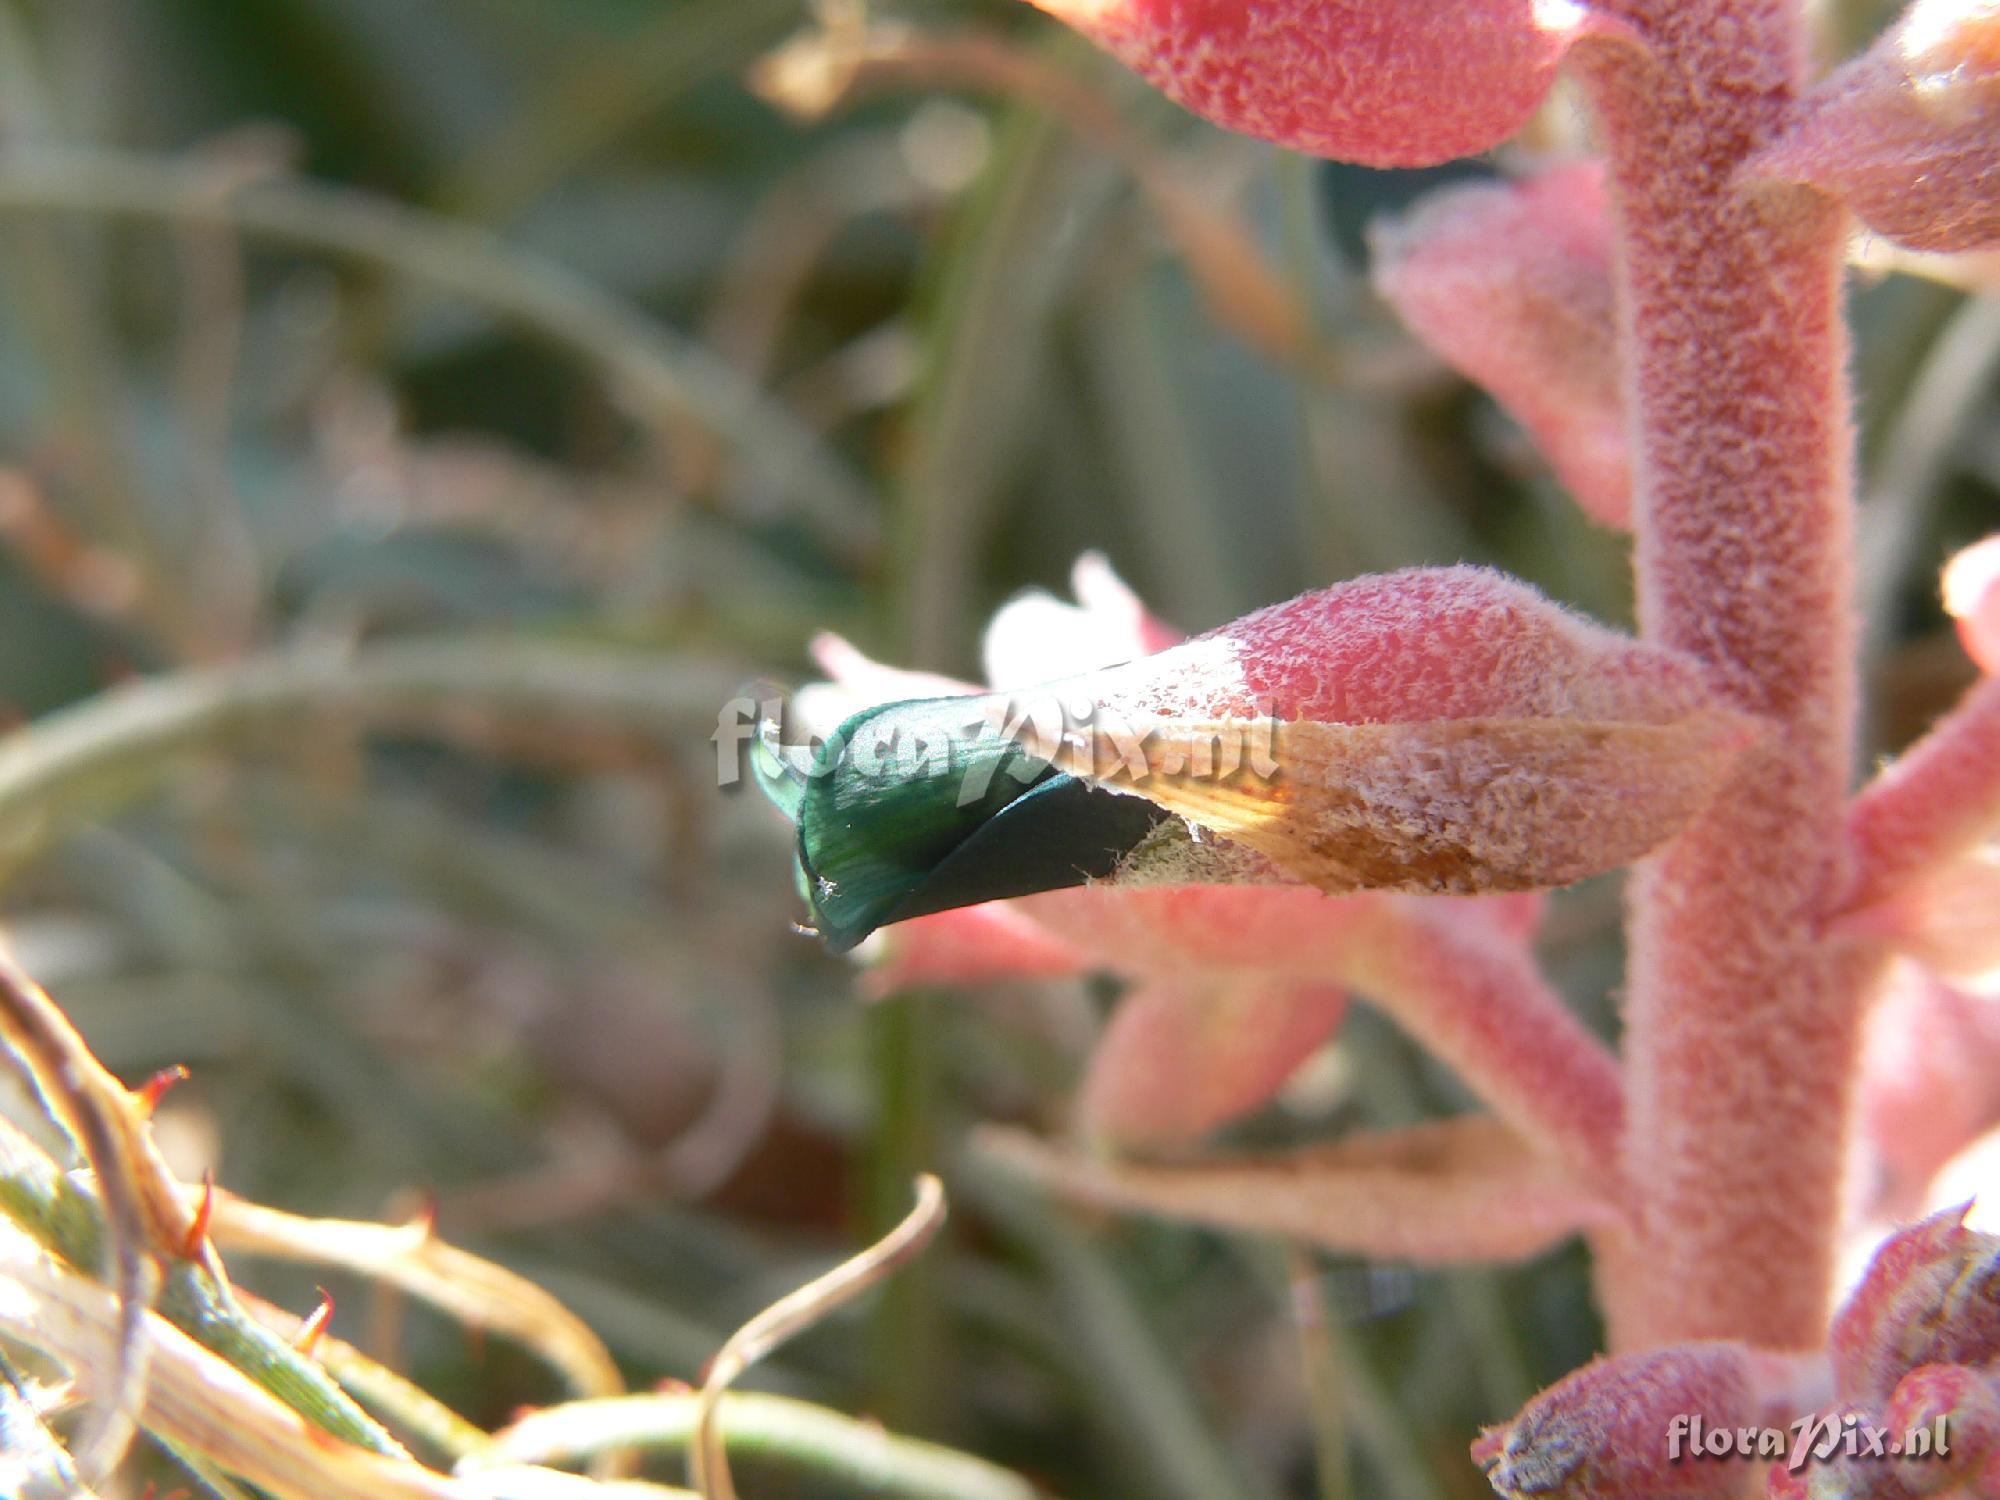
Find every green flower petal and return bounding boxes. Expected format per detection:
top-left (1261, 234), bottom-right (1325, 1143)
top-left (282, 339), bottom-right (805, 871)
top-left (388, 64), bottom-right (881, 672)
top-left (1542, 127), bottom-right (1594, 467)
top-left (785, 694), bottom-right (1170, 952)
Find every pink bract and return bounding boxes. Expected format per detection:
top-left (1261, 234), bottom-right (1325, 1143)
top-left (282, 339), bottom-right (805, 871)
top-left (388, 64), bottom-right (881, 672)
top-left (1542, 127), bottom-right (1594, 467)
top-left (1025, 0), bottom-right (1607, 167)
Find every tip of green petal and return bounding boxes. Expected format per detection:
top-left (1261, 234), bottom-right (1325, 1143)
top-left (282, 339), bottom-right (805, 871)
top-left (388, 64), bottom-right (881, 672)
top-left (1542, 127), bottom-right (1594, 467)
top-left (766, 693), bottom-right (1171, 953)
top-left (749, 704), bottom-right (810, 823)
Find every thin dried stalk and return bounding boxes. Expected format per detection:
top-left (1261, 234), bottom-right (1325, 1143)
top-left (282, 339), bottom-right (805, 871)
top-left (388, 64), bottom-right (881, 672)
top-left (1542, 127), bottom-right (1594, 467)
top-left (0, 945), bottom-right (194, 1480)
top-left (0, 1112), bottom-right (403, 1455)
top-left (0, 1214), bottom-right (455, 1500)
top-left (690, 1174), bottom-right (947, 1500)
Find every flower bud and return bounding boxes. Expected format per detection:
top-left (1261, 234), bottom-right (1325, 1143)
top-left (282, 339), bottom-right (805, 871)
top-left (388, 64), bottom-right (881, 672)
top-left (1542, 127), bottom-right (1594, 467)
top-left (1478, 1342), bottom-right (1774, 1498)
top-left (1833, 1206), bottom-right (2000, 1407)
top-left (1025, 0), bottom-right (1609, 167)
top-left (1883, 1363), bottom-right (2000, 1493)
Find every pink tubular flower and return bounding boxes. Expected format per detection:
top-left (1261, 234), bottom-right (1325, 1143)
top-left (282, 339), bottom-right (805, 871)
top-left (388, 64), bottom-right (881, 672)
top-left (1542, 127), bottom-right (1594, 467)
top-left (776, 558), bottom-right (1758, 1266)
top-left (806, 559), bottom-right (1363, 1145)
top-left (795, 557), bottom-right (1748, 924)
top-left (1747, 0), bottom-right (2000, 252)
top-left (1371, 162), bottom-right (1630, 529)
top-left (1023, 0), bottom-right (1616, 167)
top-left (796, 558), bottom-right (1659, 1152)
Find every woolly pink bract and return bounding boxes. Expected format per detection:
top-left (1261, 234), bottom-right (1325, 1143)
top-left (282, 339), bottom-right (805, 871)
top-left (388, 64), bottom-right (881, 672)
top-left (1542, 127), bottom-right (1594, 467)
top-left (1024, 0), bottom-right (1608, 167)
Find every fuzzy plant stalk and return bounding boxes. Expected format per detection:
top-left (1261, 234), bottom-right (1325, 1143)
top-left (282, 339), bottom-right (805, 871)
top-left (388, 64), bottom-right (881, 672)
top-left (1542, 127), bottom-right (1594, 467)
top-left (1572, 5), bottom-right (1863, 1351)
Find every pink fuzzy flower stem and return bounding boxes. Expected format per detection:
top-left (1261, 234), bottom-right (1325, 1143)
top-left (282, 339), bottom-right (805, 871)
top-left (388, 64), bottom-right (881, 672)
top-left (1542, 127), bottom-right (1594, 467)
top-left (1843, 674), bottom-right (2000, 913)
top-left (1575, 5), bottom-right (1865, 1350)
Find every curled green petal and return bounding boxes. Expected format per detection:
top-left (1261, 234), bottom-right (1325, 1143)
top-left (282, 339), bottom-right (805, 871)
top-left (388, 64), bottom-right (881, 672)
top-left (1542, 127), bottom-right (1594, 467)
top-left (750, 703), bottom-right (810, 824)
top-left (781, 694), bottom-right (1170, 952)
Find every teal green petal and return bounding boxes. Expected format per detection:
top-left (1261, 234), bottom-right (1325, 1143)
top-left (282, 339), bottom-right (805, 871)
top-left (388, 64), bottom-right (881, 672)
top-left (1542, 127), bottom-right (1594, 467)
top-left (783, 694), bottom-right (1169, 952)
top-left (749, 711), bottom-right (809, 823)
